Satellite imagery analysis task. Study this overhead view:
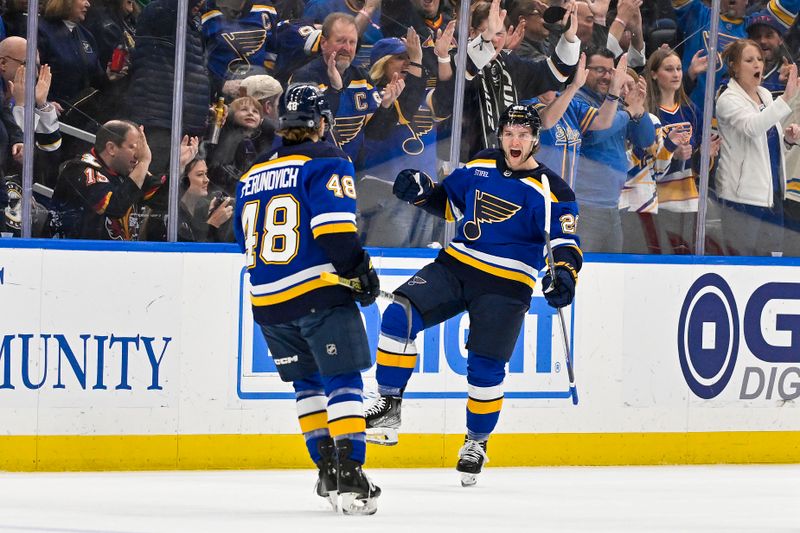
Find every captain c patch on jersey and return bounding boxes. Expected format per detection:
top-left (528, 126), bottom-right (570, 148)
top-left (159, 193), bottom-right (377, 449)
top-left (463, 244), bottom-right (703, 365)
top-left (463, 190), bottom-right (521, 240)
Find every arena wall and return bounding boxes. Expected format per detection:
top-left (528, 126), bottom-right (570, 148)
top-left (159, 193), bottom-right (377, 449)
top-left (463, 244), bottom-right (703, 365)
top-left (1, 240), bottom-right (798, 471)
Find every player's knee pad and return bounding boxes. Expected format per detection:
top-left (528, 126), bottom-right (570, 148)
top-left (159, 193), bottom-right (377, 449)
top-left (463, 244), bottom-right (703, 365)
top-left (380, 301), bottom-right (424, 341)
top-left (466, 352), bottom-right (506, 388)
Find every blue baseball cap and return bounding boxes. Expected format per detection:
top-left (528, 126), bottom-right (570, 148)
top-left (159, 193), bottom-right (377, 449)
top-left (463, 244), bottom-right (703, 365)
top-left (370, 37), bottom-right (407, 65)
top-left (746, 11), bottom-right (784, 36)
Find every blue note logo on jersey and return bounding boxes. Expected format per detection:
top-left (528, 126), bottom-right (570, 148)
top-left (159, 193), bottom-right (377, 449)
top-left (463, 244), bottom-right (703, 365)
top-left (463, 191), bottom-right (521, 240)
top-left (678, 273), bottom-right (740, 399)
top-left (221, 29), bottom-right (267, 74)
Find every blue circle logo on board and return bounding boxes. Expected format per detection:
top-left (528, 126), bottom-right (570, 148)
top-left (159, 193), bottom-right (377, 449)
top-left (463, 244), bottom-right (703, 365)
top-left (677, 273), bottom-right (739, 399)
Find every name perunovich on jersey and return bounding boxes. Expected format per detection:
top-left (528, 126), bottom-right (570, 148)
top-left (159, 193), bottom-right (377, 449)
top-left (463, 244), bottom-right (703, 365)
top-left (234, 141), bottom-right (361, 324)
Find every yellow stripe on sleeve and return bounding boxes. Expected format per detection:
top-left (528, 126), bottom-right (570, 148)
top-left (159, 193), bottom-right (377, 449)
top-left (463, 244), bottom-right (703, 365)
top-left (580, 107), bottom-right (598, 133)
top-left (769, 0), bottom-right (795, 27)
top-left (444, 200), bottom-right (455, 222)
top-left (311, 222), bottom-right (358, 238)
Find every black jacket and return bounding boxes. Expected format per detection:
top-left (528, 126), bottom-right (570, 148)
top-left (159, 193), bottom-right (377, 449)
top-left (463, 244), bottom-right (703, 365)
top-left (127, 0), bottom-right (210, 135)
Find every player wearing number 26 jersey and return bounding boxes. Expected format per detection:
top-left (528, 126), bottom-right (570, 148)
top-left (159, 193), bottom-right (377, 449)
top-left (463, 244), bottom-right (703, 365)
top-left (234, 84), bottom-right (381, 515)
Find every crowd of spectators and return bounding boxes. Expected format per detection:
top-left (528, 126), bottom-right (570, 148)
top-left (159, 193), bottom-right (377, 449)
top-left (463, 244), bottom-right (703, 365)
top-left (1, 0), bottom-right (800, 257)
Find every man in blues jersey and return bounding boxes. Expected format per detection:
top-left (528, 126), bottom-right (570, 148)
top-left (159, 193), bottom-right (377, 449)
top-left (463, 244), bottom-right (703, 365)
top-left (234, 84), bottom-right (381, 515)
top-left (363, 103), bottom-right (582, 486)
top-left (290, 12), bottom-right (404, 168)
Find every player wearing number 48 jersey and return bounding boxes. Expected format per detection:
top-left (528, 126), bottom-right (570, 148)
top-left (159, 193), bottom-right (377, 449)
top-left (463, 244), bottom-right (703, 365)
top-left (234, 83), bottom-right (381, 515)
top-left (364, 104), bottom-right (583, 487)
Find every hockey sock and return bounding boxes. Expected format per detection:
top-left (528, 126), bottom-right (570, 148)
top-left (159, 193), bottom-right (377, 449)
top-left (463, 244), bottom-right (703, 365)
top-left (465, 352), bottom-right (506, 442)
top-left (376, 302), bottom-right (424, 396)
top-left (293, 372), bottom-right (330, 464)
top-left (322, 372), bottom-right (367, 464)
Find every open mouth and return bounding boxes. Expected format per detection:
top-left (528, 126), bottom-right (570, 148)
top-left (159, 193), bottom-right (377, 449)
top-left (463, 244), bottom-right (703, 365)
top-left (754, 71), bottom-right (762, 79)
top-left (509, 148), bottom-right (522, 158)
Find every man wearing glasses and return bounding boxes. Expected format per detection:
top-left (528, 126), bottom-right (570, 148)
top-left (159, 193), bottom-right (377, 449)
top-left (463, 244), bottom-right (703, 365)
top-left (507, 0), bottom-right (551, 61)
top-left (0, 36), bottom-right (62, 187)
top-left (574, 46), bottom-right (654, 253)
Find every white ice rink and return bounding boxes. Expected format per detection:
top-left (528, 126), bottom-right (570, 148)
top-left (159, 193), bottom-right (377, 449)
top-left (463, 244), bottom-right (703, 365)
top-left (1, 465), bottom-right (799, 533)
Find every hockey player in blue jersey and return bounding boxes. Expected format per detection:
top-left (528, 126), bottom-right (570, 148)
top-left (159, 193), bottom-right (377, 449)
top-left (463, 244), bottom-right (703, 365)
top-left (363, 103), bottom-right (583, 486)
top-left (234, 83), bottom-right (381, 515)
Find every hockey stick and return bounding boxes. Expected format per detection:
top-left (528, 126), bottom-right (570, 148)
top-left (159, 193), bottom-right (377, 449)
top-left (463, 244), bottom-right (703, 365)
top-left (540, 174), bottom-right (579, 406)
top-left (318, 271), bottom-right (414, 347)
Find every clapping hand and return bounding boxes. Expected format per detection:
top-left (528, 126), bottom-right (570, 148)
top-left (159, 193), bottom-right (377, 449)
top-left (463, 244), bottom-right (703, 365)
top-left (380, 72), bottom-right (405, 108)
top-left (568, 53), bottom-right (588, 90)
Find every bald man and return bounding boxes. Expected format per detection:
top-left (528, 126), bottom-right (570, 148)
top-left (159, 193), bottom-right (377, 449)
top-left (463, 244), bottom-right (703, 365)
top-left (0, 35), bottom-right (62, 183)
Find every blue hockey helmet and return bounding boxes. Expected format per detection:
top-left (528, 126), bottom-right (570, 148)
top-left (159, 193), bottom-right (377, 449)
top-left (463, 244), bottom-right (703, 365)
top-left (278, 83), bottom-right (334, 130)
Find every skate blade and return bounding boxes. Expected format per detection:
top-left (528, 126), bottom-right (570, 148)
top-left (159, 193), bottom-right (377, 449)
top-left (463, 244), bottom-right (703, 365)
top-left (460, 473), bottom-right (478, 487)
top-left (324, 491), bottom-right (339, 512)
top-left (339, 492), bottom-right (378, 516)
top-left (365, 428), bottom-right (398, 446)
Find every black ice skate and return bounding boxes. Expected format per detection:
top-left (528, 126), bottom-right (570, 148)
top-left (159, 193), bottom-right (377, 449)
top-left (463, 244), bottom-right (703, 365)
top-left (314, 437), bottom-right (338, 511)
top-left (336, 439), bottom-right (381, 515)
top-left (456, 437), bottom-right (489, 487)
top-left (364, 395), bottom-right (402, 446)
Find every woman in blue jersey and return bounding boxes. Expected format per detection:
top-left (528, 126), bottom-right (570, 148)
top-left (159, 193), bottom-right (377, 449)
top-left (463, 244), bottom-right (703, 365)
top-left (644, 47), bottom-right (720, 254)
top-left (363, 104), bottom-right (582, 487)
top-left (358, 24), bottom-right (456, 247)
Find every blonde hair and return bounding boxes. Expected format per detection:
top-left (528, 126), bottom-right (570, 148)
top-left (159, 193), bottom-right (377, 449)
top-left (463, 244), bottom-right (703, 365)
top-left (276, 127), bottom-right (319, 142)
top-left (369, 55), bottom-right (392, 83)
top-left (43, 0), bottom-right (75, 20)
top-left (229, 96), bottom-right (264, 118)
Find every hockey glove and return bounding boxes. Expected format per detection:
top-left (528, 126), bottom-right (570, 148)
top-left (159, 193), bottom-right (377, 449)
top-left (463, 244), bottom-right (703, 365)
top-left (393, 169), bottom-right (434, 203)
top-left (541, 262), bottom-right (578, 308)
top-left (343, 251), bottom-right (380, 307)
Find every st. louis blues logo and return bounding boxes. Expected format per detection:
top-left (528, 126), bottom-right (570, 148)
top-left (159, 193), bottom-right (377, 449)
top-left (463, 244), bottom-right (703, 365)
top-left (222, 29), bottom-right (267, 74)
top-left (462, 190), bottom-right (521, 240)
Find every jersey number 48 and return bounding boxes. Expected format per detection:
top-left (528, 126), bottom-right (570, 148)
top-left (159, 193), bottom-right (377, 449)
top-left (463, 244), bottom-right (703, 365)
top-left (241, 194), bottom-right (300, 267)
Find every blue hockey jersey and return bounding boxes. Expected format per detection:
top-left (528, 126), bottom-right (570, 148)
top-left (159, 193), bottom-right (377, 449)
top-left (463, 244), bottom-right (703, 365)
top-left (201, 2), bottom-right (278, 83)
top-left (234, 140), bottom-right (365, 324)
top-left (434, 149), bottom-right (582, 301)
top-left (290, 57), bottom-right (388, 166)
top-left (673, 0), bottom-right (799, 110)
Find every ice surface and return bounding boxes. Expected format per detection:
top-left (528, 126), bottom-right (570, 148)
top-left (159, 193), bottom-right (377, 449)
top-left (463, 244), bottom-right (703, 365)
top-left (1, 465), bottom-right (798, 532)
